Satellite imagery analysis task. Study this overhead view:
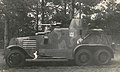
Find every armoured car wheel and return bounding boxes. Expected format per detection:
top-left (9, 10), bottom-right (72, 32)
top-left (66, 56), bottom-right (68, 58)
top-left (75, 49), bottom-right (92, 66)
top-left (5, 50), bottom-right (25, 67)
top-left (94, 49), bottom-right (111, 65)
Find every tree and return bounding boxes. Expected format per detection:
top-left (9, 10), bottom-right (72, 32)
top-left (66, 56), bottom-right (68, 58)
top-left (85, 0), bottom-right (120, 43)
top-left (1, 0), bottom-right (120, 49)
top-left (0, 0), bottom-right (38, 49)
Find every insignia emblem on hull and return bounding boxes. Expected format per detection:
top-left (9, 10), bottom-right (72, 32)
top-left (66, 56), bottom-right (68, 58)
top-left (69, 32), bottom-right (74, 37)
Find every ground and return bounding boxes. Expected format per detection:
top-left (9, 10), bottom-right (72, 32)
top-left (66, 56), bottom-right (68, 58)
top-left (0, 48), bottom-right (120, 72)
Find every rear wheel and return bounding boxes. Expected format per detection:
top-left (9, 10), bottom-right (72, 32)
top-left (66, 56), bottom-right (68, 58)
top-left (5, 50), bottom-right (25, 67)
top-left (94, 49), bottom-right (111, 65)
top-left (75, 49), bottom-right (92, 66)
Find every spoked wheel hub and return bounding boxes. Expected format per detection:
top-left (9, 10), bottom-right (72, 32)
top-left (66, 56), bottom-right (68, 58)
top-left (8, 53), bottom-right (22, 65)
top-left (94, 49), bottom-right (111, 65)
top-left (6, 50), bottom-right (25, 67)
top-left (99, 52), bottom-right (109, 63)
top-left (79, 53), bottom-right (89, 63)
top-left (75, 49), bottom-right (92, 66)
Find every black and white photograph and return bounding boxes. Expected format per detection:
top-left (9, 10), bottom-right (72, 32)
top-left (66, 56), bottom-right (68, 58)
top-left (0, 0), bottom-right (120, 72)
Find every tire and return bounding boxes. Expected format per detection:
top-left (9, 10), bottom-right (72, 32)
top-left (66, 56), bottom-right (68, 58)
top-left (94, 49), bottom-right (111, 65)
top-left (75, 49), bottom-right (93, 66)
top-left (5, 50), bottom-right (25, 67)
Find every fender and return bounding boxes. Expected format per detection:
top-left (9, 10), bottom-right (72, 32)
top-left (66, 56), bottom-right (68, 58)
top-left (73, 44), bottom-right (114, 57)
top-left (6, 45), bottom-right (35, 58)
top-left (7, 45), bottom-right (23, 49)
top-left (4, 45), bottom-right (24, 59)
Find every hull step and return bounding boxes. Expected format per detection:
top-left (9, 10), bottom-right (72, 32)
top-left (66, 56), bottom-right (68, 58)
top-left (26, 58), bottom-right (68, 62)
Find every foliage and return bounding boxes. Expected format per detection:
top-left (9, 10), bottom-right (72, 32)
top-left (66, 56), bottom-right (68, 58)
top-left (85, 0), bottom-right (120, 43)
top-left (1, 0), bottom-right (120, 48)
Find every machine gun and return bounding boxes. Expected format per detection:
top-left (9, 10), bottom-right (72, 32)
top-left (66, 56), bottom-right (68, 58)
top-left (35, 22), bottom-right (61, 35)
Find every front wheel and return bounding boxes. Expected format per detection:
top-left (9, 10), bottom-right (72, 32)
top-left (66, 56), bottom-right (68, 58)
top-left (5, 50), bottom-right (25, 67)
top-left (75, 49), bottom-right (93, 66)
top-left (94, 49), bottom-right (111, 65)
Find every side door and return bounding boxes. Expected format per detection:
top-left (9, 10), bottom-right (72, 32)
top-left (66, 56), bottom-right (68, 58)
top-left (37, 28), bottom-right (71, 58)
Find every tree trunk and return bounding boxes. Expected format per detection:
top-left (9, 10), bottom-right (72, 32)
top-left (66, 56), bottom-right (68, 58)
top-left (41, 0), bottom-right (45, 24)
top-left (36, 2), bottom-right (39, 32)
top-left (64, 2), bottom-right (66, 15)
top-left (70, 0), bottom-right (75, 19)
top-left (41, 0), bottom-right (45, 32)
top-left (4, 19), bottom-right (9, 49)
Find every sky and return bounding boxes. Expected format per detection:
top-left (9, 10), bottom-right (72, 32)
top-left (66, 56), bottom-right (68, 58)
top-left (116, 0), bottom-right (120, 3)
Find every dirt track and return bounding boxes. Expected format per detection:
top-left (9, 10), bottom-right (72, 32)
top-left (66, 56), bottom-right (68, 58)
top-left (0, 49), bottom-right (120, 72)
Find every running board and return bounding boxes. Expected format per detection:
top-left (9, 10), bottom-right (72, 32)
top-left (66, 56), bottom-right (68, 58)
top-left (26, 57), bottom-right (68, 62)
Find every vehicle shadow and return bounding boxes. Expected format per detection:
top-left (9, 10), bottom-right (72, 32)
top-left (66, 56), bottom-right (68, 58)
top-left (21, 59), bottom-right (120, 69)
top-left (2, 59), bottom-right (120, 70)
top-left (25, 60), bottom-right (76, 67)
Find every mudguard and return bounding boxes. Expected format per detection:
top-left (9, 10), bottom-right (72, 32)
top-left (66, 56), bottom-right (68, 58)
top-left (73, 44), bottom-right (114, 58)
top-left (6, 45), bottom-right (36, 58)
